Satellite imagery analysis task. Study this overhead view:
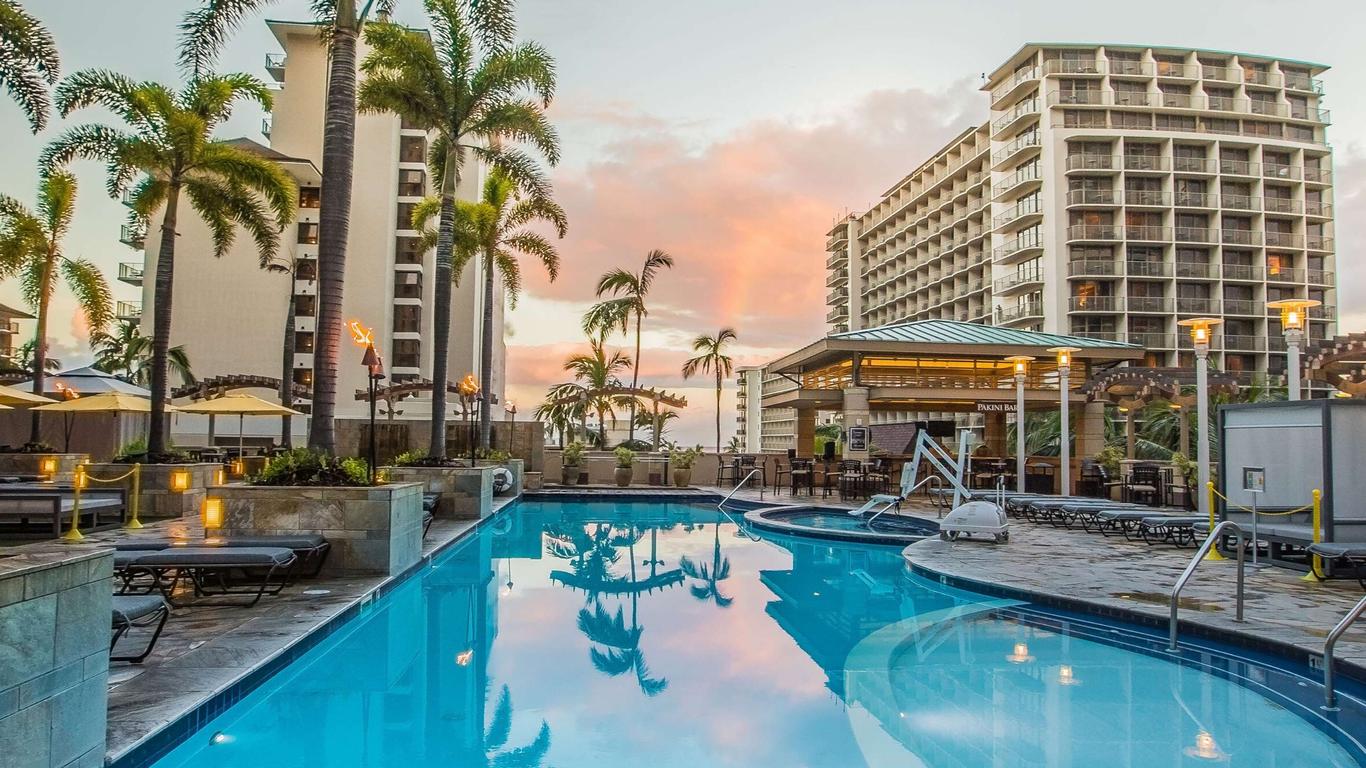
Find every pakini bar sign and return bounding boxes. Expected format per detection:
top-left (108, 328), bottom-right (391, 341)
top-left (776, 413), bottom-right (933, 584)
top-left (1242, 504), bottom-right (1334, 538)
top-left (975, 402), bottom-right (1017, 413)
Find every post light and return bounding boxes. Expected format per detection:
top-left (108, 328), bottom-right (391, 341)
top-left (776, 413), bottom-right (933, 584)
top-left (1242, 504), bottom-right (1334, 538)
top-left (1048, 347), bottom-right (1081, 496)
top-left (169, 468), bottom-right (191, 493)
top-left (1057, 665), bottom-right (1079, 686)
top-left (201, 496), bottom-right (224, 529)
top-left (362, 341), bottom-right (385, 485)
top-left (231, 458), bottom-right (244, 477)
top-left (1178, 317), bottom-right (1223, 519)
top-left (1266, 299), bottom-right (1320, 401)
top-left (213, 466), bottom-right (226, 486)
top-left (505, 401), bottom-right (517, 461)
top-left (73, 466), bottom-right (88, 490)
top-left (1004, 355), bottom-right (1034, 493)
top-left (39, 455), bottom-right (57, 479)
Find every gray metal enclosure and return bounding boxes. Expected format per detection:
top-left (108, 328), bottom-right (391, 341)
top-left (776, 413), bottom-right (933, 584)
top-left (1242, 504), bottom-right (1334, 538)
top-left (1219, 399), bottom-right (1366, 544)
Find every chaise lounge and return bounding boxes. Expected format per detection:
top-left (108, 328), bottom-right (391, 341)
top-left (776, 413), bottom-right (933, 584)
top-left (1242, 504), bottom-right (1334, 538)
top-left (119, 547), bottom-right (298, 607)
top-left (110, 594), bottom-right (170, 663)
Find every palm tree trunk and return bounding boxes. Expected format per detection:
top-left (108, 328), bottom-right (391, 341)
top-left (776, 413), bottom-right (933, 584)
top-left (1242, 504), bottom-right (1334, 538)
top-left (628, 312), bottom-right (641, 443)
top-left (428, 190), bottom-right (456, 458)
top-left (279, 279), bottom-right (297, 448)
top-left (477, 252), bottom-right (495, 449)
top-left (148, 184), bottom-right (181, 457)
top-left (308, 23), bottom-right (359, 456)
top-left (714, 370), bottom-right (721, 455)
top-left (28, 251), bottom-right (55, 443)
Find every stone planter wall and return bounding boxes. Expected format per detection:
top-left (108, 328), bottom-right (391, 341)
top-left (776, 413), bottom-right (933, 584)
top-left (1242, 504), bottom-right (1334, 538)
top-left (0, 453), bottom-right (88, 483)
top-left (211, 483), bottom-right (424, 577)
top-left (84, 462), bottom-right (221, 521)
top-left (384, 466), bottom-right (494, 520)
top-left (0, 549), bottom-right (111, 768)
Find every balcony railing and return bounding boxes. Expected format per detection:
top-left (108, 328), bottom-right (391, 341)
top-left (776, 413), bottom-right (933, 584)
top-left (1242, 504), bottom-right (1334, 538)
top-left (1174, 226), bottom-right (1214, 243)
top-left (1173, 191), bottom-right (1214, 208)
top-left (990, 66), bottom-right (1041, 104)
top-left (1124, 190), bottom-right (1169, 206)
top-left (1129, 332), bottom-right (1175, 348)
top-left (996, 165), bottom-right (1042, 194)
top-left (1304, 167), bottom-right (1332, 184)
top-left (1223, 300), bottom-right (1263, 316)
top-left (1068, 296), bottom-right (1122, 312)
top-left (1123, 155), bottom-right (1169, 172)
top-left (992, 131), bottom-right (1041, 166)
top-left (1125, 225), bottom-right (1170, 242)
top-left (1309, 305), bottom-right (1336, 320)
top-left (117, 262), bottom-right (143, 285)
top-left (991, 98), bottom-right (1040, 134)
top-left (1068, 224), bottom-right (1121, 241)
top-left (1307, 269), bottom-right (1335, 285)
top-left (1262, 197), bottom-right (1302, 215)
top-left (1263, 162), bottom-right (1300, 180)
top-left (1176, 297), bottom-right (1221, 314)
top-left (992, 233), bottom-right (1044, 261)
top-left (1126, 260), bottom-right (1170, 277)
top-left (1160, 92), bottom-right (1198, 109)
top-left (1067, 189), bottom-right (1117, 206)
top-left (1248, 100), bottom-right (1287, 117)
top-left (119, 224), bottom-right (145, 248)
top-left (1173, 156), bottom-right (1214, 173)
top-left (1066, 154), bottom-right (1118, 172)
top-left (1307, 235), bottom-right (1334, 251)
top-left (993, 196), bottom-right (1043, 228)
top-left (1174, 261), bottom-right (1218, 279)
top-left (1127, 297), bottom-right (1173, 313)
top-left (1305, 201), bottom-right (1333, 218)
top-left (1069, 259), bottom-right (1119, 277)
top-left (993, 269), bottom-right (1044, 293)
top-left (1223, 335), bottom-right (1267, 352)
top-left (1201, 65), bottom-right (1234, 82)
top-left (1264, 231), bottom-right (1303, 248)
top-left (116, 301), bottom-right (142, 320)
top-left (1283, 73), bottom-right (1324, 93)
top-left (1219, 194), bottom-right (1257, 211)
top-left (1222, 264), bottom-right (1264, 281)
top-left (1242, 69), bottom-right (1280, 87)
top-left (1219, 160), bottom-right (1259, 176)
top-left (1221, 229), bottom-right (1261, 246)
top-left (1266, 267), bottom-right (1304, 282)
top-left (997, 302), bottom-right (1045, 323)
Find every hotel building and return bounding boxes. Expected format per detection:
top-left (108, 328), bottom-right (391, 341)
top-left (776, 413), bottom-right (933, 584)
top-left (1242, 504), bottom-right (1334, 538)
top-left (127, 20), bottom-right (504, 434)
top-left (827, 43), bottom-right (1336, 379)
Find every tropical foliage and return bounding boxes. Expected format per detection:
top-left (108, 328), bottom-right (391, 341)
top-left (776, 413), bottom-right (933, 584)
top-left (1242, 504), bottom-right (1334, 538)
top-left (45, 69), bottom-right (296, 456)
top-left (90, 320), bottom-right (194, 387)
top-left (0, 0), bottom-right (59, 133)
top-left (681, 327), bottom-right (737, 455)
top-left (563, 339), bottom-right (632, 448)
top-left (253, 447), bottom-right (370, 487)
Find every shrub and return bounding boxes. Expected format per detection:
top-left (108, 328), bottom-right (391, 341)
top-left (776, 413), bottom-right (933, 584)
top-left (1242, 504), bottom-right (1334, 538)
top-left (1, 441), bottom-right (56, 454)
top-left (477, 448), bottom-right (512, 464)
top-left (562, 441), bottom-right (586, 466)
top-left (1095, 444), bottom-right (1124, 476)
top-left (1170, 451), bottom-right (1196, 481)
top-left (113, 436), bottom-right (191, 464)
top-left (252, 448), bottom-right (371, 487)
top-left (669, 445), bottom-right (702, 470)
top-left (614, 446), bottom-right (635, 468)
top-left (392, 449), bottom-right (428, 467)
top-left (616, 438), bottom-right (652, 452)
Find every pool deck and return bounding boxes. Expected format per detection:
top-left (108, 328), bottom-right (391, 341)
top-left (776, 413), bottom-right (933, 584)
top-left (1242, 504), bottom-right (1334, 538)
top-left (76, 497), bottom-right (515, 765)
top-left (710, 484), bottom-right (1366, 676)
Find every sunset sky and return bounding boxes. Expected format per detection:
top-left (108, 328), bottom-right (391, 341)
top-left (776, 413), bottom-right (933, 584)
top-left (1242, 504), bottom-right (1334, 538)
top-left (4, 0), bottom-right (1365, 446)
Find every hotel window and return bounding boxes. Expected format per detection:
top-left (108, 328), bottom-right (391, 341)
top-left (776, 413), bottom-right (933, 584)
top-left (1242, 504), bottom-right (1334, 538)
top-left (1176, 247), bottom-right (1209, 265)
top-left (292, 368), bottom-right (313, 389)
top-left (293, 294), bottom-right (315, 317)
top-left (1244, 122), bottom-right (1282, 139)
top-left (1062, 110), bottom-right (1106, 129)
top-left (1070, 280), bottom-right (1112, 309)
top-left (396, 202), bottom-right (418, 230)
top-left (392, 339), bottom-right (421, 370)
top-left (1287, 124), bottom-right (1315, 143)
top-left (1248, 91), bottom-right (1278, 115)
top-left (1203, 118), bottom-right (1239, 135)
top-left (393, 304), bottom-right (421, 333)
top-left (393, 270), bottom-right (423, 299)
top-left (298, 187), bottom-right (320, 208)
top-left (1108, 51), bottom-right (1143, 75)
top-left (294, 260), bottom-right (317, 281)
top-left (399, 135), bottom-right (426, 163)
top-left (1156, 114), bottom-right (1197, 132)
top-left (1112, 80), bottom-right (1148, 105)
top-left (1204, 86), bottom-right (1235, 110)
top-left (1241, 60), bottom-right (1270, 84)
top-left (397, 168), bottom-right (425, 197)
top-left (1058, 79), bottom-right (1099, 104)
top-left (1225, 354), bottom-right (1255, 372)
top-left (1071, 316), bottom-right (1116, 336)
top-left (1199, 57), bottom-right (1229, 80)
top-left (1128, 279), bottom-right (1164, 298)
top-left (297, 222), bottom-right (318, 245)
top-left (1111, 111), bottom-right (1152, 129)
top-left (396, 235), bottom-right (423, 264)
top-left (1266, 253), bottom-right (1294, 278)
top-left (294, 332), bottom-right (314, 353)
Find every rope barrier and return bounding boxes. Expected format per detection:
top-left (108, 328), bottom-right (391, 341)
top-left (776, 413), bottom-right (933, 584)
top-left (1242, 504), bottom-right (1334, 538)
top-left (61, 463), bottom-right (143, 542)
top-left (1204, 482), bottom-right (1326, 582)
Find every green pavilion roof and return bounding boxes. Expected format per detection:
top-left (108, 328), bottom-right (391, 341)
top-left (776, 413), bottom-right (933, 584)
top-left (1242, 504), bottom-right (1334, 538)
top-left (828, 319), bottom-right (1140, 349)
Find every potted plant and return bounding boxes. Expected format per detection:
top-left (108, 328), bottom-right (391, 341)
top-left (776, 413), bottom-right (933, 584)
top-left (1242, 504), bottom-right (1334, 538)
top-left (669, 445), bottom-right (701, 488)
top-left (614, 446), bottom-right (635, 487)
top-left (561, 441), bottom-right (585, 486)
top-left (1095, 444), bottom-right (1123, 478)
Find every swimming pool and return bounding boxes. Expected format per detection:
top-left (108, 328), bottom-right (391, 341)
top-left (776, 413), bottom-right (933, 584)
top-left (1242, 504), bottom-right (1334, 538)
top-left (145, 498), bottom-right (1364, 767)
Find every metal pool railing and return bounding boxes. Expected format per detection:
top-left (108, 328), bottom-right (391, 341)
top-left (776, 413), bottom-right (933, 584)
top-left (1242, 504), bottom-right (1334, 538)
top-left (1323, 594), bottom-right (1366, 710)
top-left (1168, 520), bottom-right (1245, 652)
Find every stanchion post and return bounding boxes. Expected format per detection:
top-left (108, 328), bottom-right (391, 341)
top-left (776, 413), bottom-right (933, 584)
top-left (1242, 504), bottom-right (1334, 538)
top-left (61, 466), bottom-right (86, 542)
top-left (1303, 488), bottom-right (1323, 582)
top-left (124, 463), bottom-right (144, 529)
top-left (1204, 480), bottom-right (1224, 561)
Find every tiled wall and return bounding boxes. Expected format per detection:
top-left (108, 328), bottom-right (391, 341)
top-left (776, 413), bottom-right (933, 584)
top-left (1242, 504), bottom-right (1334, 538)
top-left (0, 551), bottom-right (112, 768)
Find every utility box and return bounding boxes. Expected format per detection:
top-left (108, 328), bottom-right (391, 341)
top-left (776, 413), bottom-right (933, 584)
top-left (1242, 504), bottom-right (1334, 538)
top-left (1218, 399), bottom-right (1366, 544)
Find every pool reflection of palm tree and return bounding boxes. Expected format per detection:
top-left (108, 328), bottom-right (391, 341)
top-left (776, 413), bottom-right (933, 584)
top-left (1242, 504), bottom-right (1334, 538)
top-left (680, 520), bottom-right (733, 608)
top-left (481, 684), bottom-right (551, 767)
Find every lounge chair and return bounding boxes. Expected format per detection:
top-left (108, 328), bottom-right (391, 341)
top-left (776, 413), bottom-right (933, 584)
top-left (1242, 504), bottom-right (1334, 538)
top-left (120, 547), bottom-right (297, 607)
top-left (1091, 508), bottom-right (1188, 539)
top-left (110, 594), bottom-right (170, 663)
top-left (1308, 543), bottom-right (1366, 588)
top-left (0, 486), bottom-right (126, 538)
top-left (114, 533), bottom-right (331, 579)
top-left (1137, 515), bottom-right (1205, 546)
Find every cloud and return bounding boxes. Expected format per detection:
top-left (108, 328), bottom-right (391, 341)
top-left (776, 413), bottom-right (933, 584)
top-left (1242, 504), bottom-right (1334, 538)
top-left (1332, 148), bottom-right (1366, 330)
top-left (506, 83), bottom-right (982, 444)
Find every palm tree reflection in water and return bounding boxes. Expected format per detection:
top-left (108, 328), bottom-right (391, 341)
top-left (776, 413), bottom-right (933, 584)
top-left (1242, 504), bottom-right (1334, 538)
top-left (679, 520), bottom-right (733, 608)
top-left (478, 684), bottom-right (550, 768)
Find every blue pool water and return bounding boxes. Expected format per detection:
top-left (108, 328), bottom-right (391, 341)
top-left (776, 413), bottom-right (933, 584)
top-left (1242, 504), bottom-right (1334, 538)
top-left (150, 499), bottom-right (1362, 767)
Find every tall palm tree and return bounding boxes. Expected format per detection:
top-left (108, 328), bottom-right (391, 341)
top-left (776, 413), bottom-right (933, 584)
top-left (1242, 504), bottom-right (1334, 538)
top-left (90, 320), bottom-right (194, 387)
top-left (564, 339), bottom-right (631, 448)
top-left (476, 685), bottom-right (550, 767)
top-left (588, 249), bottom-right (674, 444)
top-left (359, 1), bottom-right (559, 458)
top-left (0, 0), bottom-right (58, 133)
top-left (14, 340), bottom-right (57, 373)
top-left (0, 169), bottom-right (112, 440)
top-left (261, 253), bottom-right (303, 447)
top-left (45, 71), bottom-right (296, 457)
top-left (632, 407), bottom-right (677, 450)
top-left (180, 0), bottom-right (395, 455)
top-left (682, 327), bottom-right (737, 455)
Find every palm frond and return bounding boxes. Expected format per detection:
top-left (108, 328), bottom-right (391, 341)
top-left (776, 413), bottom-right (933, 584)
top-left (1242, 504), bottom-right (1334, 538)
top-left (0, 0), bottom-right (59, 132)
top-left (177, 0), bottom-right (273, 78)
top-left (59, 257), bottom-right (114, 334)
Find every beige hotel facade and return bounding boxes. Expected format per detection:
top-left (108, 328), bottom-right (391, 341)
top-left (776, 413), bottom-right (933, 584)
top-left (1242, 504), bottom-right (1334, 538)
top-left (123, 20), bottom-right (504, 441)
top-left (745, 42), bottom-right (1338, 450)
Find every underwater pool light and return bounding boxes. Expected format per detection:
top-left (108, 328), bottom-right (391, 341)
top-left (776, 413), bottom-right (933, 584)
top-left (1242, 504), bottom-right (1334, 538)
top-left (1006, 642), bottom-right (1034, 664)
top-left (1057, 665), bottom-right (1080, 685)
top-left (1184, 730), bottom-right (1226, 761)
top-left (209, 731), bottom-right (229, 746)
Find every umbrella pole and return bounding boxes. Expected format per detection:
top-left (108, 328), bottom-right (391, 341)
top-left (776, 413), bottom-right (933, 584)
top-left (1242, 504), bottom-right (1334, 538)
top-left (239, 414), bottom-right (245, 470)
top-left (208, 414), bottom-right (216, 446)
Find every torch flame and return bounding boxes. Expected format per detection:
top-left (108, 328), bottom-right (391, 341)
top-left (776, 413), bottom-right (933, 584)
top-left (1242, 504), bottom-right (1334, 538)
top-left (348, 320), bottom-right (374, 348)
top-left (54, 382), bottom-right (79, 400)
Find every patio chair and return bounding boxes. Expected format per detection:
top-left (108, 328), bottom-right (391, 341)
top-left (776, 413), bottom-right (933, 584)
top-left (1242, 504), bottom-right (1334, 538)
top-left (110, 594), bottom-right (170, 663)
top-left (119, 547), bottom-right (298, 607)
top-left (114, 533), bottom-right (331, 579)
top-left (1077, 461), bottom-right (1108, 498)
top-left (836, 460), bottom-right (866, 501)
top-left (715, 456), bottom-right (739, 487)
top-left (1123, 463), bottom-right (1162, 506)
top-left (788, 458), bottom-right (815, 496)
top-left (1308, 543), bottom-right (1366, 589)
top-left (1137, 515), bottom-right (1205, 546)
top-left (736, 454), bottom-right (766, 489)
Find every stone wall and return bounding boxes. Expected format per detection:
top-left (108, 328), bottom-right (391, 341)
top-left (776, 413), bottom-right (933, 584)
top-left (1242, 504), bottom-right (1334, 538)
top-left (385, 466), bottom-right (494, 520)
top-left (0, 550), bottom-right (111, 768)
top-left (212, 483), bottom-right (424, 577)
top-left (84, 462), bottom-right (222, 521)
top-left (0, 453), bottom-right (88, 483)
top-left (336, 418), bottom-right (546, 472)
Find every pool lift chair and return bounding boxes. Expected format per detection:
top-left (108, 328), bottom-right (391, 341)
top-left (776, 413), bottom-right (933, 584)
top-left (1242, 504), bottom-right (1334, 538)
top-left (846, 429), bottom-right (1008, 543)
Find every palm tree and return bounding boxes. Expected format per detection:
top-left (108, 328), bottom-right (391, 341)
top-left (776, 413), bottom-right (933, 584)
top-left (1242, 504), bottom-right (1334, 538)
top-left (477, 685), bottom-right (550, 767)
top-left (180, 0), bottom-right (395, 455)
top-left (0, 170), bottom-right (112, 440)
top-left (0, 0), bottom-right (59, 133)
top-left (14, 340), bottom-right (57, 373)
top-left (564, 339), bottom-right (631, 448)
top-left (535, 381), bottom-right (586, 448)
top-left (90, 320), bottom-right (194, 387)
top-left (359, 3), bottom-right (559, 458)
top-left (679, 520), bottom-right (732, 608)
top-left (682, 327), bottom-right (737, 455)
top-left (586, 249), bottom-right (674, 444)
top-left (45, 71), bottom-right (296, 457)
top-left (261, 253), bottom-right (303, 447)
top-left (632, 407), bottom-right (677, 450)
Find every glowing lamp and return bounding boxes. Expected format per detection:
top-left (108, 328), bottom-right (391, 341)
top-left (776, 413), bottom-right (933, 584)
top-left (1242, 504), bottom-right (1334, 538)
top-left (39, 455), bottom-right (58, 478)
top-left (1266, 298), bottom-right (1320, 332)
top-left (202, 496), bottom-right (224, 529)
top-left (458, 373), bottom-right (480, 398)
top-left (73, 467), bottom-right (88, 490)
top-left (1048, 346), bottom-right (1080, 371)
top-left (1184, 730), bottom-right (1225, 761)
top-left (1006, 642), bottom-right (1034, 664)
top-left (1004, 354), bottom-right (1034, 377)
top-left (213, 467), bottom-right (226, 486)
top-left (1177, 317), bottom-right (1222, 349)
top-left (169, 468), bottom-right (191, 492)
top-left (231, 458), bottom-right (244, 477)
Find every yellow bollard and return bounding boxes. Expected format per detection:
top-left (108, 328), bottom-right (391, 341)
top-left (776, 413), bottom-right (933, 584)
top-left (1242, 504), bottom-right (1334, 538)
top-left (61, 467), bottom-right (85, 542)
top-left (1204, 480), bottom-right (1224, 560)
top-left (1302, 488), bottom-right (1323, 582)
top-left (124, 463), bottom-right (144, 529)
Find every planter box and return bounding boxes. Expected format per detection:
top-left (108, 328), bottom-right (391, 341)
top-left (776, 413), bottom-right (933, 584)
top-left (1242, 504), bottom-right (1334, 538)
top-left (211, 483), bottom-right (424, 577)
top-left (524, 471), bottom-right (543, 491)
top-left (383, 466), bottom-right (495, 520)
top-left (85, 462), bottom-right (222, 521)
top-left (0, 452), bottom-right (88, 483)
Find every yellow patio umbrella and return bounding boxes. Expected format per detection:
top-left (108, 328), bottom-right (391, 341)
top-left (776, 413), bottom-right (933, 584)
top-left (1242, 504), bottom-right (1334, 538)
top-left (0, 384), bottom-right (55, 406)
top-left (176, 394), bottom-right (302, 460)
top-left (31, 392), bottom-right (173, 451)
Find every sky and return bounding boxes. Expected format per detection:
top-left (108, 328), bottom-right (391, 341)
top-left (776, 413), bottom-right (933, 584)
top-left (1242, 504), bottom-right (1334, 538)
top-left (4, 0), bottom-right (1366, 447)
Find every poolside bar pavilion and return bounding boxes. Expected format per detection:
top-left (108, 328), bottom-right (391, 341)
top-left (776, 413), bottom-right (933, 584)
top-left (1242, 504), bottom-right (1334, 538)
top-left (761, 320), bottom-right (1145, 490)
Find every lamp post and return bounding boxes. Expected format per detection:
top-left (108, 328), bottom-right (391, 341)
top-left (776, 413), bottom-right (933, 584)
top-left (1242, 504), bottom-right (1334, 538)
top-left (1178, 317), bottom-right (1222, 518)
top-left (1047, 347), bottom-right (1080, 496)
top-left (1004, 355), bottom-right (1034, 493)
top-left (1266, 299), bottom-right (1320, 401)
top-left (362, 342), bottom-right (385, 485)
top-left (458, 373), bottom-right (480, 463)
top-left (505, 401), bottom-right (517, 459)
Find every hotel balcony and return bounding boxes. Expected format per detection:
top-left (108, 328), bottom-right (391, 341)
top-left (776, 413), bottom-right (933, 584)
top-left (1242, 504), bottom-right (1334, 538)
top-left (1223, 299), bottom-right (1264, 316)
top-left (1066, 189), bottom-right (1118, 208)
top-left (1222, 264), bottom-right (1264, 282)
top-left (1068, 259), bottom-right (1120, 278)
top-left (990, 131), bottom-right (1042, 170)
top-left (996, 301), bottom-right (1044, 325)
top-left (1172, 191), bottom-right (1215, 209)
top-left (1264, 232), bottom-right (1303, 248)
top-left (1174, 261), bottom-right (1219, 280)
top-left (992, 196), bottom-right (1044, 230)
top-left (1066, 224), bottom-right (1121, 243)
top-left (1284, 73), bottom-right (1325, 94)
top-left (1175, 297), bottom-right (1221, 315)
top-left (1068, 295), bottom-right (1122, 313)
top-left (1127, 297), bottom-right (1173, 314)
top-left (1175, 227), bottom-right (1215, 244)
top-left (261, 116), bottom-right (272, 139)
top-left (989, 66), bottom-right (1040, 107)
top-left (1267, 267), bottom-right (1304, 282)
top-left (265, 53), bottom-right (286, 82)
top-left (1129, 332), bottom-right (1175, 349)
top-left (119, 224), bottom-right (145, 249)
top-left (116, 301), bottom-right (142, 321)
top-left (1125, 225), bottom-right (1171, 243)
top-left (1308, 269), bottom-right (1335, 285)
top-left (992, 233), bottom-right (1044, 263)
top-left (1305, 201), bottom-right (1333, 218)
top-left (1219, 159), bottom-right (1260, 177)
top-left (1065, 154), bottom-right (1118, 173)
top-left (1043, 59), bottom-right (1103, 76)
top-left (990, 98), bottom-right (1040, 138)
top-left (1124, 190), bottom-right (1169, 207)
top-left (826, 306), bottom-right (848, 323)
top-left (1223, 335), bottom-right (1267, 352)
top-left (992, 268), bottom-right (1044, 295)
top-left (1309, 305), bottom-right (1336, 320)
top-left (1307, 235), bottom-right (1334, 252)
top-left (117, 262), bottom-right (143, 286)
top-left (1221, 229), bottom-right (1262, 246)
top-left (1126, 260), bottom-right (1171, 278)
top-left (1173, 157), bottom-right (1216, 174)
top-left (1219, 194), bottom-right (1258, 212)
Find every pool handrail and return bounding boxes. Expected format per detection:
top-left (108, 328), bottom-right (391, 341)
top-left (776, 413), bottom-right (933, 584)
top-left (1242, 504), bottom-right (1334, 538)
top-left (1168, 520), bottom-right (1245, 652)
top-left (866, 475), bottom-right (944, 527)
top-left (718, 468), bottom-right (763, 512)
top-left (1323, 593), bottom-right (1366, 710)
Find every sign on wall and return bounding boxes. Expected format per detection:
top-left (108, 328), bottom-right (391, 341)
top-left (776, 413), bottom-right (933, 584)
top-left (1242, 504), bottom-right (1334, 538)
top-left (975, 402), bottom-right (1017, 413)
top-left (847, 426), bottom-right (869, 452)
